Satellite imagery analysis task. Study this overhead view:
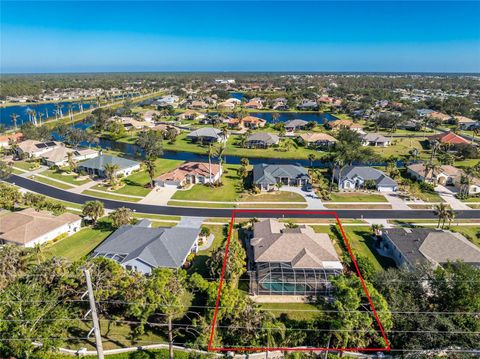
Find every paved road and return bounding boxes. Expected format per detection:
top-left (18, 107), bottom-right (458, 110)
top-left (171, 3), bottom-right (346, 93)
top-left (5, 174), bottom-right (480, 219)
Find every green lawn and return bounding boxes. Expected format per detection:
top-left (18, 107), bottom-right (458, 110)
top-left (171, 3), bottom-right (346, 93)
top-left (312, 225), bottom-right (396, 271)
top-left (240, 191), bottom-right (306, 202)
top-left (162, 132), bottom-right (321, 160)
top-left (260, 302), bottom-right (324, 321)
top-left (171, 164), bottom-right (242, 202)
top-left (327, 192), bottom-right (387, 202)
top-left (82, 189), bottom-right (141, 202)
top-left (189, 224), bottom-right (227, 277)
top-left (30, 175), bottom-right (75, 190)
top-left (371, 137), bottom-right (425, 158)
top-left (93, 158), bottom-right (183, 197)
top-left (13, 160), bottom-right (41, 171)
top-left (167, 200), bottom-right (235, 208)
top-left (41, 169), bottom-right (91, 185)
top-left (45, 225), bottom-right (112, 261)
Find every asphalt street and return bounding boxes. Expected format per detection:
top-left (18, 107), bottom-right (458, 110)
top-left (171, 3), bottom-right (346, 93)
top-left (5, 174), bottom-right (480, 220)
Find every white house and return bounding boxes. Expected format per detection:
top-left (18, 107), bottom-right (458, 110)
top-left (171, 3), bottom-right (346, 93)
top-left (0, 208), bottom-right (81, 248)
top-left (78, 154), bottom-right (141, 178)
top-left (334, 166), bottom-right (398, 192)
top-left (154, 162), bottom-right (222, 188)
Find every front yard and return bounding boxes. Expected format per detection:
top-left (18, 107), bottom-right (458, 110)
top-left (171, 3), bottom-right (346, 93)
top-left (327, 192), bottom-right (387, 202)
top-left (41, 168), bottom-right (91, 185)
top-left (171, 164), bottom-right (242, 202)
top-left (45, 224), bottom-right (113, 261)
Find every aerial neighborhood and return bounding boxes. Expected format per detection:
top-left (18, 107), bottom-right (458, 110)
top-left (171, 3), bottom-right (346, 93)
top-left (1, 72), bottom-right (480, 357)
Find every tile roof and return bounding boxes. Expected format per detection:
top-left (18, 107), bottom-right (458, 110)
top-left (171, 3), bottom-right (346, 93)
top-left (251, 219), bottom-right (341, 269)
top-left (155, 161), bottom-right (221, 182)
top-left (299, 132), bottom-right (337, 143)
top-left (429, 132), bottom-right (469, 145)
top-left (0, 208), bottom-right (80, 245)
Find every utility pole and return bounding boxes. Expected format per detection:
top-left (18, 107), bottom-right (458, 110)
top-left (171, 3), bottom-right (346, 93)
top-left (84, 269), bottom-right (104, 359)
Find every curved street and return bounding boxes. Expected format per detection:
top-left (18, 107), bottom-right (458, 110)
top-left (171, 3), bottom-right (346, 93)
top-left (5, 174), bottom-right (480, 219)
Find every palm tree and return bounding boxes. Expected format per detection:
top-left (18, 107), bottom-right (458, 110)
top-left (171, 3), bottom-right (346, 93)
top-left (67, 152), bottom-right (78, 173)
top-left (371, 224), bottom-right (384, 237)
top-left (67, 103), bottom-right (74, 121)
top-left (207, 144), bottom-right (215, 184)
top-left (423, 161), bottom-right (440, 183)
top-left (37, 112), bottom-right (44, 126)
top-left (143, 157), bottom-right (156, 188)
top-left (435, 203), bottom-right (449, 228)
top-left (10, 113), bottom-right (19, 130)
top-left (82, 200), bottom-right (105, 226)
top-left (446, 208), bottom-right (456, 229)
top-left (471, 128), bottom-right (480, 145)
top-left (109, 207), bottom-right (133, 228)
top-left (215, 144), bottom-right (226, 185)
top-left (308, 153), bottom-right (316, 168)
top-left (103, 163), bottom-right (120, 187)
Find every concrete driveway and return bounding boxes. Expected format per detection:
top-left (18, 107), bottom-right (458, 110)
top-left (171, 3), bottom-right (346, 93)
top-left (435, 185), bottom-right (470, 210)
top-left (280, 186), bottom-right (325, 209)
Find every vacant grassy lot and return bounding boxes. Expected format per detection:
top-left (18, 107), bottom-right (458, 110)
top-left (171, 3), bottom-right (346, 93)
top-left (240, 191), bottom-right (306, 202)
top-left (312, 225), bottom-right (396, 271)
top-left (171, 164), bottom-right (242, 202)
top-left (327, 192), bottom-right (387, 202)
top-left (372, 137), bottom-right (425, 158)
top-left (45, 226), bottom-right (112, 261)
top-left (30, 175), bottom-right (75, 190)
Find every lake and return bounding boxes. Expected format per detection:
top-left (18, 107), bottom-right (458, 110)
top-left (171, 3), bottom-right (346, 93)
top-left (0, 101), bottom-right (94, 128)
top-left (249, 112), bottom-right (338, 124)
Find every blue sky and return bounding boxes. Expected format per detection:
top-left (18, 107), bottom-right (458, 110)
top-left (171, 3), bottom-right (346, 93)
top-left (1, 1), bottom-right (479, 73)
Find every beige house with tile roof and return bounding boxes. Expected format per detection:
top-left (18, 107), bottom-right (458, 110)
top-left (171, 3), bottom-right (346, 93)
top-left (0, 208), bottom-right (81, 248)
top-left (248, 219), bottom-right (342, 296)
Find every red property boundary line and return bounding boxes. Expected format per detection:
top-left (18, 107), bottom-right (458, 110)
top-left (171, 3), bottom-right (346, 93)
top-left (207, 209), bottom-right (391, 353)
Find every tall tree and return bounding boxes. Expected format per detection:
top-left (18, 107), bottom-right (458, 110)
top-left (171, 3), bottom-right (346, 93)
top-left (143, 157), bottom-right (157, 188)
top-left (109, 206), bottom-right (133, 228)
top-left (136, 130), bottom-right (164, 158)
top-left (9, 113), bottom-right (19, 130)
top-left (82, 200), bottom-right (105, 226)
top-left (103, 163), bottom-right (120, 187)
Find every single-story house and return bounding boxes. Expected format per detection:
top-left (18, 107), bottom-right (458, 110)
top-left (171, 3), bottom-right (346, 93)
top-left (78, 154), bottom-right (141, 177)
top-left (417, 109), bottom-right (434, 118)
top-left (245, 133), bottom-right (279, 148)
top-left (253, 163), bottom-right (310, 191)
top-left (272, 98), bottom-right (288, 111)
top-left (154, 161), bottom-right (222, 188)
top-left (0, 132), bottom-right (23, 148)
top-left (326, 119), bottom-right (364, 133)
top-left (297, 100), bottom-right (318, 111)
top-left (113, 116), bottom-right (155, 131)
top-left (91, 219), bottom-right (201, 274)
top-left (377, 228), bottom-right (480, 270)
top-left (187, 127), bottom-right (227, 144)
top-left (143, 110), bottom-right (159, 122)
top-left (177, 110), bottom-right (206, 121)
top-left (427, 111), bottom-right (452, 123)
top-left (188, 100), bottom-right (209, 110)
top-left (241, 116), bottom-right (266, 129)
top-left (334, 166), bottom-right (398, 192)
top-left (248, 219), bottom-right (342, 296)
top-left (244, 98), bottom-right (264, 109)
top-left (428, 132), bottom-right (470, 145)
top-left (16, 140), bottom-right (61, 158)
top-left (361, 133), bottom-right (391, 147)
top-left (407, 163), bottom-right (480, 195)
top-left (285, 119), bottom-right (309, 133)
top-left (297, 132), bottom-right (337, 148)
top-left (217, 101), bottom-right (235, 111)
top-left (41, 145), bottom-right (98, 167)
top-left (0, 208), bottom-right (81, 248)
top-left (455, 116), bottom-right (479, 130)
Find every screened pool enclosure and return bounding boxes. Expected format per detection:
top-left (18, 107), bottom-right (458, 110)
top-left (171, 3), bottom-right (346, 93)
top-left (248, 262), bottom-right (342, 296)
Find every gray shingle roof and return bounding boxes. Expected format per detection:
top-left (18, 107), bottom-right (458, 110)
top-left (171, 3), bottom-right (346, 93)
top-left (334, 166), bottom-right (397, 188)
top-left (246, 133), bottom-right (279, 145)
top-left (79, 155), bottom-right (140, 171)
top-left (253, 164), bottom-right (309, 185)
top-left (383, 228), bottom-right (480, 267)
top-left (285, 119), bottom-right (308, 128)
top-left (187, 127), bottom-right (223, 139)
top-left (93, 220), bottom-right (200, 269)
top-left (362, 133), bottom-right (389, 143)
